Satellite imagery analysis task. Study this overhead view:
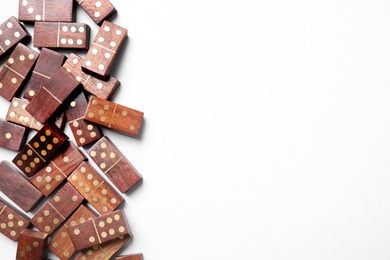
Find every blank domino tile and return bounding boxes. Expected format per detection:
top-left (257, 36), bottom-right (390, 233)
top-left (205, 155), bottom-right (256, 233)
top-left (0, 161), bottom-right (43, 212)
top-left (31, 182), bottom-right (84, 235)
top-left (6, 97), bottom-right (65, 131)
top-left (0, 118), bottom-right (28, 151)
top-left (23, 47), bottom-right (65, 100)
top-left (65, 91), bottom-right (103, 147)
top-left (15, 229), bottom-right (48, 260)
top-left (89, 136), bottom-right (142, 193)
top-left (34, 22), bottom-right (90, 49)
top-left (12, 123), bottom-right (69, 177)
top-left (85, 96), bottom-right (144, 137)
top-left (18, 0), bottom-right (74, 22)
top-left (26, 67), bottom-right (80, 124)
top-left (76, 0), bottom-right (117, 25)
top-left (81, 20), bottom-right (127, 80)
top-left (30, 142), bottom-right (86, 196)
top-left (68, 209), bottom-right (130, 250)
top-left (64, 53), bottom-right (120, 100)
top-left (0, 43), bottom-right (39, 101)
top-left (116, 254), bottom-right (144, 260)
top-left (0, 16), bottom-right (30, 60)
top-left (0, 197), bottom-right (30, 241)
top-left (48, 205), bottom-right (97, 260)
top-left (68, 162), bottom-right (124, 215)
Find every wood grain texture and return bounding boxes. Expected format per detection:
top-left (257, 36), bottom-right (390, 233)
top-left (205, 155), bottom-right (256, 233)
top-left (23, 47), bottom-right (65, 100)
top-left (65, 91), bottom-right (103, 147)
top-left (116, 254), bottom-right (144, 260)
top-left (81, 21), bottom-right (127, 80)
top-left (0, 16), bottom-right (30, 60)
top-left (63, 53), bottom-right (120, 100)
top-left (89, 136), bottom-right (142, 193)
top-left (85, 96), bottom-right (144, 137)
top-left (15, 229), bottom-right (48, 260)
top-left (0, 43), bottom-right (38, 101)
top-left (34, 22), bottom-right (90, 49)
top-left (0, 118), bottom-right (28, 151)
top-left (0, 161), bottom-right (43, 212)
top-left (68, 161), bottom-right (124, 215)
top-left (30, 182), bottom-right (84, 236)
top-left (12, 123), bottom-right (69, 177)
top-left (48, 204), bottom-right (97, 260)
top-left (26, 66), bottom-right (80, 124)
top-left (76, 0), bottom-right (117, 25)
top-left (30, 142), bottom-right (86, 196)
top-left (68, 209), bottom-right (130, 251)
top-left (18, 0), bottom-right (75, 22)
top-left (0, 197), bottom-right (30, 241)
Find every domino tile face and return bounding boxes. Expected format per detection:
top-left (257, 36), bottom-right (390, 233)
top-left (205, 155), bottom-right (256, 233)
top-left (0, 197), bottom-right (30, 241)
top-left (15, 229), bottom-right (48, 260)
top-left (116, 254), bottom-right (144, 260)
top-left (76, 0), bottom-right (117, 25)
top-left (18, 0), bottom-right (74, 22)
top-left (0, 16), bottom-right (30, 60)
top-left (0, 118), bottom-right (28, 151)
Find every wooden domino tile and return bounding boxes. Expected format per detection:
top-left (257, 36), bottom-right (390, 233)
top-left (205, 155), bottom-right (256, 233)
top-left (26, 67), bottom-right (80, 124)
top-left (30, 142), bottom-right (86, 196)
top-left (15, 229), bottom-right (48, 260)
top-left (0, 16), bottom-right (30, 60)
top-left (85, 96), bottom-right (144, 137)
top-left (76, 234), bottom-right (131, 260)
top-left (116, 254), bottom-right (144, 260)
top-left (31, 182), bottom-right (84, 235)
top-left (0, 197), bottom-right (30, 241)
top-left (18, 0), bottom-right (74, 23)
top-left (34, 22), bottom-right (90, 49)
top-left (23, 47), bottom-right (65, 101)
top-left (65, 91), bottom-right (103, 147)
top-left (48, 204), bottom-right (97, 260)
top-left (12, 123), bottom-right (69, 177)
top-left (89, 136), bottom-right (142, 193)
top-left (0, 161), bottom-right (43, 212)
top-left (68, 162), bottom-right (124, 215)
top-left (68, 209), bottom-right (130, 251)
top-left (76, 0), bottom-right (117, 25)
top-left (0, 43), bottom-right (38, 101)
top-left (64, 53), bottom-right (120, 100)
top-left (0, 118), bottom-right (28, 151)
top-left (82, 21), bottom-right (127, 80)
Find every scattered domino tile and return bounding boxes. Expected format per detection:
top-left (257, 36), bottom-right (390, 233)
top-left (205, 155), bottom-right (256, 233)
top-left (116, 253), bottom-right (144, 260)
top-left (82, 20), bottom-right (127, 80)
top-left (76, 0), bottom-right (117, 25)
top-left (34, 22), bottom-right (90, 49)
top-left (18, 0), bottom-right (74, 22)
top-left (0, 197), bottom-right (30, 241)
top-left (0, 118), bottom-right (28, 151)
top-left (15, 229), bottom-right (48, 260)
top-left (63, 53), bottom-right (120, 100)
top-left (0, 43), bottom-right (38, 101)
top-left (0, 16), bottom-right (30, 60)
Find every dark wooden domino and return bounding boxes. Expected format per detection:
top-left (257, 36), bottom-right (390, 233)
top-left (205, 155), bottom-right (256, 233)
top-left (31, 142), bottom-right (86, 196)
top-left (82, 21), bottom-right (127, 80)
top-left (64, 53), bottom-right (120, 100)
top-left (31, 182), bottom-right (84, 235)
top-left (89, 136), bottom-right (142, 193)
top-left (65, 91), bottom-right (103, 147)
top-left (18, 0), bottom-right (74, 22)
top-left (0, 197), bottom-right (30, 241)
top-left (116, 254), bottom-right (144, 260)
top-left (15, 229), bottom-right (48, 260)
top-left (68, 162), bottom-right (124, 215)
top-left (49, 204), bottom-right (97, 260)
top-left (68, 209), bottom-right (130, 250)
top-left (0, 17), bottom-right (30, 60)
top-left (6, 97), bottom-right (65, 131)
top-left (0, 119), bottom-right (28, 151)
top-left (0, 161), bottom-right (43, 212)
top-left (12, 123), bottom-right (69, 177)
top-left (76, 0), bottom-right (117, 25)
top-left (34, 22), bottom-right (90, 49)
top-left (26, 67), bottom-right (80, 124)
top-left (85, 96), bottom-right (144, 137)
top-left (23, 47), bottom-right (65, 100)
top-left (0, 43), bottom-right (38, 101)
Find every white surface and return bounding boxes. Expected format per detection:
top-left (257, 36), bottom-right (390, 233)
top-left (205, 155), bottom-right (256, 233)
top-left (1, 0), bottom-right (390, 259)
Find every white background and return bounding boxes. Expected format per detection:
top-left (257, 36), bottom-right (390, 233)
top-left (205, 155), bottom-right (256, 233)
top-left (1, 0), bottom-right (390, 259)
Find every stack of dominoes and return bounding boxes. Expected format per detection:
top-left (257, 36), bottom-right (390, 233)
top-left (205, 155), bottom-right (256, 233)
top-left (0, 1), bottom-right (144, 259)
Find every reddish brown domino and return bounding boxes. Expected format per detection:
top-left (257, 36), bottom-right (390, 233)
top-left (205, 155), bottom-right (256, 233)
top-left (0, 16), bottom-right (30, 60)
top-left (0, 119), bottom-right (28, 151)
top-left (0, 197), bottom-right (30, 241)
top-left (15, 229), bottom-right (48, 260)
top-left (18, 0), bottom-right (75, 22)
top-left (76, 0), bottom-right (117, 25)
